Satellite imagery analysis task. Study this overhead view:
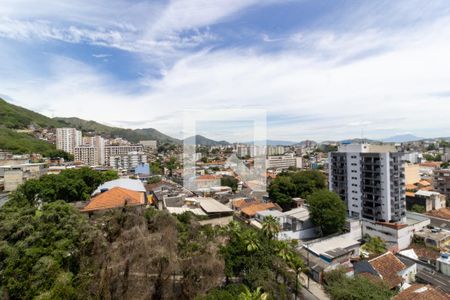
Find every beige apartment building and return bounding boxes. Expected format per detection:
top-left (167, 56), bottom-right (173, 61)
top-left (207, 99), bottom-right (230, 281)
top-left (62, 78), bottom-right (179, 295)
top-left (405, 163), bottom-right (420, 185)
top-left (0, 163), bottom-right (47, 191)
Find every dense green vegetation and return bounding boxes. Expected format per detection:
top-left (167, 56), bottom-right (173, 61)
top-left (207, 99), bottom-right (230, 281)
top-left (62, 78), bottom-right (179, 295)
top-left (220, 220), bottom-right (304, 299)
top-left (0, 128), bottom-right (55, 154)
top-left (0, 200), bottom-right (96, 299)
top-left (0, 167), bottom-right (305, 299)
top-left (410, 204), bottom-right (426, 214)
top-left (221, 176), bottom-right (239, 191)
top-left (268, 170), bottom-right (327, 210)
top-left (361, 235), bottom-right (387, 256)
top-left (0, 168), bottom-right (117, 299)
top-left (306, 190), bottom-right (346, 235)
top-left (14, 167), bottom-right (118, 204)
top-left (423, 153), bottom-right (442, 161)
top-left (43, 149), bottom-right (74, 161)
top-left (323, 269), bottom-right (394, 300)
top-left (165, 156), bottom-right (179, 177)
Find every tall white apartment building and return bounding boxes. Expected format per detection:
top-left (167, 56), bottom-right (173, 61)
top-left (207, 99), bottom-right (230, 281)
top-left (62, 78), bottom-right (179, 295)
top-left (56, 128), bottom-right (82, 154)
top-left (329, 143), bottom-right (406, 223)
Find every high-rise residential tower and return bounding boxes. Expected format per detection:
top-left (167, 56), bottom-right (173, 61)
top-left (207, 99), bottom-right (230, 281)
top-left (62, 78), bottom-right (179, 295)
top-left (329, 143), bottom-right (406, 222)
top-left (56, 128), bottom-right (82, 155)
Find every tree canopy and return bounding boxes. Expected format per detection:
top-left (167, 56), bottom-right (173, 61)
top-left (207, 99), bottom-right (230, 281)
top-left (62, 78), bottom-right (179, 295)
top-left (0, 200), bottom-right (96, 299)
top-left (361, 235), bottom-right (387, 256)
top-left (306, 190), bottom-right (346, 235)
top-left (221, 176), bottom-right (239, 192)
top-left (324, 269), bottom-right (394, 300)
top-left (13, 167), bottom-right (118, 205)
top-left (221, 221), bottom-right (304, 299)
top-left (268, 170), bottom-right (326, 210)
top-left (43, 149), bottom-right (74, 161)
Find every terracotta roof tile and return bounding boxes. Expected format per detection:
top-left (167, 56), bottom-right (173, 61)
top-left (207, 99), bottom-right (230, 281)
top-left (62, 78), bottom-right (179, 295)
top-left (82, 187), bottom-right (145, 212)
top-left (406, 184), bottom-right (418, 191)
top-left (393, 284), bottom-right (448, 300)
top-left (419, 162), bottom-right (442, 168)
top-left (369, 252), bottom-right (406, 289)
top-left (196, 175), bottom-right (220, 180)
top-left (406, 191), bottom-right (416, 197)
top-left (241, 202), bottom-right (277, 217)
top-left (232, 198), bottom-right (260, 209)
top-left (419, 180), bottom-right (431, 186)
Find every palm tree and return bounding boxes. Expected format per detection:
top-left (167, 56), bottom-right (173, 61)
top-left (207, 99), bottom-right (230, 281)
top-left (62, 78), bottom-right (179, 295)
top-left (227, 220), bottom-right (242, 238)
top-left (238, 286), bottom-right (269, 300)
top-left (261, 215), bottom-right (281, 240)
top-left (275, 241), bottom-right (294, 262)
top-left (288, 255), bottom-right (305, 300)
top-left (243, 231), bottom-right (261, 252)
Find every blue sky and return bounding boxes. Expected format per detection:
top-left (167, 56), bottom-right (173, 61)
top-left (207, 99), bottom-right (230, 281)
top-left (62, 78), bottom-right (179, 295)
top-left (1, 0), bottom-right (450, 142)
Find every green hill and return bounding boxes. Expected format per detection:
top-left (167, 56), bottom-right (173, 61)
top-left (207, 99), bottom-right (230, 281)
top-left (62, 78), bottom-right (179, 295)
top-left (0, 128), bottom-right (55, 154)
top-left (55, 117), bottom-right (180, 144)
top-left (0, 97), bottom-right (179, 150)
top-left (184, 134), bottom-right (230, 146)
top-left (0, 98), bottom-right (63, 129)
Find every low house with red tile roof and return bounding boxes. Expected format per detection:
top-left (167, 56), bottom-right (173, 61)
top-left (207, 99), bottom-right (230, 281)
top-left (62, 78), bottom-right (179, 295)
top-left (393, 284), bottom-right (448, 300)
top-left (81, 187), bottom-right (148, 213)
top-left (194, 174), bottom-right (221, 189)
top-left (355, 252), bottom-right (415, 290)
top-left (240, 202), bottom-right (280, 218)
top-left (231, 197), bottom-right (261, 211)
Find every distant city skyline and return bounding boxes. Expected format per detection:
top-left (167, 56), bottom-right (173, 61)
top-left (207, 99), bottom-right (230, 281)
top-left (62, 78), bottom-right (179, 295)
top-left (1, 1), bottom-right (450, 141)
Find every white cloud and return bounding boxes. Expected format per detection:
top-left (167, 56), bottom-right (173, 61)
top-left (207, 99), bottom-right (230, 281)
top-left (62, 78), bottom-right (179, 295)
top-left (1, 1), bottom-right (450, 141)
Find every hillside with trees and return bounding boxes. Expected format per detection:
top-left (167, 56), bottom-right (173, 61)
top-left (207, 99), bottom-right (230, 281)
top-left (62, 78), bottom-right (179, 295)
top-left (0, 127), bottom-right (56, 154)
top-left (0, 98), bottom-right (179, 155)
top-left (0, 168), bottom-right (305, 299)
top-left (55, 117), bottom-right (180, 144)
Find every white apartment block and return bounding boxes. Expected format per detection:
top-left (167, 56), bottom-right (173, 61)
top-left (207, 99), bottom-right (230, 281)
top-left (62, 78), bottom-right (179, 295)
top-left (267, 145), bottom-right (286, 156)
top-left (104, 144), bottom-right (144, 163)
top-left (236, 145), bottom-right (266, 158)
top-left (82, 136), bottom-right (105, 165)
top-left (329, 143), bottom-right (406, 223)
top-left (74, 145), bottom-right (98, 166)
top-left (56, 128), bottom-right (82, 154)
top-left (266, 153), bottom-right (302, 170)
top-left (109, 151), bottom-right (147, 170)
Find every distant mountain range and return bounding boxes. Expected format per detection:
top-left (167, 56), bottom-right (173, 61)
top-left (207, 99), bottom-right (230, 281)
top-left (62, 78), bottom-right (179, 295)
top-left (380, 134), bottom-right (424, 143)
top-left (184, 135), bottom-right (230, 146)
top-left (0, 97), bottom-right (443, 154)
